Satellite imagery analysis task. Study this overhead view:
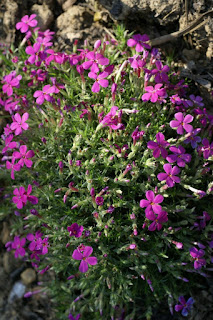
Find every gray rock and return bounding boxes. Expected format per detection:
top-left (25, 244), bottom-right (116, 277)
top-left (8, 281), bottom-right (26, 303)
top-left (3, 252), bottom-right (19, 274)
top-left (62, 0), bottom-right (77, 11)
top-left (1, 221), bottom-right (11, 245)
top-left (3, 0), bottom-right (18, 43)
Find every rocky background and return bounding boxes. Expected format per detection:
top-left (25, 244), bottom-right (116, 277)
top-left (0, 1), bottom-right (213, 319)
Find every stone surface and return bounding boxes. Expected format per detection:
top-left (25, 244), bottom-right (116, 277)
top-left (2, 0), bottom-right (18, 43)
top-left (3, 252), bottom-right (19, 273)
top-left (62, 0), bottom-right (77, 11)
top-left (8, 281), bottom-right (26, 303)
top-left (21, 268), bottom-right (36, 285)
top-left (31, 4), bottom-right (54, 31)
top-left (1, 221), bottom-right (11, 244)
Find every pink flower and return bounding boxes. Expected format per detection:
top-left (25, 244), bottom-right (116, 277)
top-left (170, 112), bottom-right (194, 135)
top-left (142, 84), bottom-right (167, 103)
top-left (147, 132), bottom-right (170, 159)
top-left (12, 145), bottom-right (34, 168)
top-left (99, 106), bottom-right (125, 130)
top-left (157, 164), bottom-right (180, 188)
top-left (166, 145), bottom-right (191, 167)
top-left (200, 138), bottom-right (213, 159)
top-left (140, 190), bottom-right (164, 214)
top-left (88, 71), bottom-right (109, 93)
top-left (33, 85), bottom-right (55, 105)
top-left (6, 158), bottom-right (21, 180)
top-left (12, 186), bottom-right (28, 209)
top-left (190, 247), bottom-right (206, 269)
top-left (2, 134), bottom-right (17, 154)
top-left (82, 51), bottom-right (109, 73)
top-left (10, 112), bottom-right (29, 135)
top-left (146, 210), bottom-right (168, 231)
top-left (127, 34), bottom-right (150, 52)
top-left (2, 71), bottom-right (22, 97)
top-left (67, 223), bottom-right (84, 238)
top-left (25, 43), bottom-right (42, 65)
top-left (16, 14), bottom-right (37, 33)
top-left (72, 246), bottom-right (98, 273)
top-left (12, 236), bottom-right (26, 258)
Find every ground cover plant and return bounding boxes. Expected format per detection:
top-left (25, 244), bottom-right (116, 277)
top-left (0, 14), bottom-right (213, 320)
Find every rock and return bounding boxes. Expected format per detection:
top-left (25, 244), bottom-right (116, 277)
top-left (21, 268), bottom-right (36, 285)
top-left (3, 0), bottom-right (18, 43)
top-left (182, 49), bottom-right (200, 61)
top-left (56, 6), bottom-right (93, 43)
top-left (31, 4), bottom-right (54, 31)
top-left (3, 252), bottom-right (19, 274)
top-left (62, 0), bottom-right (77, 11)
top-left (8, 281), bottom-right (26, 303)
top-left (1, 221), bottom-right (11, 244)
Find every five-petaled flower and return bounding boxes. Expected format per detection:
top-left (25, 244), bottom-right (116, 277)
top-left (166, 145), bottom-right (191, 167)
top-left (88, 71), bottom-right (109, 93)
top-left (2, 71), bottom-right (22, 97)
top-left (142, 84), bottom-right (167, 103)
top-left (12, 145), bottom-right (34, 168)
top-left (11, 236), bottom-right (26, 258)
top-left (72, 246), bottom-right (98, 273)
top-left (33, 85), bottom-right (55, 105)
top-left (175, 296), bottom-right (194, 317)
top-left (146, 210), bottom-right (168, 231)
top-left (127, 34), bottom-right (150, 52)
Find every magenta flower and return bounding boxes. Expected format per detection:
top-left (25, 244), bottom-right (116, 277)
top-left (33, 85), bottom-right (55, 105)
top-left (16, 14), bottom-right (37, 33)
top-left (146, 210), bottom-right (168, 231)
top-left (166, 146), bottom-right (191, 167)
top-left (68, 313), bottom-right (81, 320)
top-left (67, 223), bottom-right (84, 238)
top-left (147, 132), bottom-right (170, 159)
top-left (189, 94), bottom-right (204, 107)
top-left (95, 196), bottom-right (104, 206)
top-left (27, 231), bottom-right (43, 252)
top-left (10, 112), bottom-right (29, 135)
top-left (190, 247), bottom-right (206, 269)
top-left (142, 84), bottom-right (167, 103)
top-left (88, 71), bottom-right (109, 93)
top-left (82, 51), bottom-right (109, 73)
top-left (72, 246), bottom-right (98, 273)
top-left (157, 164), bottom-right (180, 188)
top-left (175, 296), bottom-right (194, 317)
top-left (140, 190), bottom-right (164, 214)
top-left (184, 128), bottom-right (201, 148)
top-left (6, 158), bottom-right (21, 180)
top-left (127, 34), bottom-right (150, 52)
top-left (200, 138), bottom-right (213, 159)
top-left (37, 237), bottom-right (50, 255)
top-left (2, 71), bottom-right (22, 97)
top-left (12, 236), bottom-right (26, 258)
top-left (12, 145), bottom-right (34, 168)
top-left (99, 106), bottom-right (125, 130)
top-left (12, 186), bottom-right (28, 209)
top-left (152, 60), bottom-right (170, 84)
top-left (170, 112), bottom-right (194, 135)
top-left (25, 184), bottom-right (38, 205)
top-left (131, 126), bottom-right (145, 145)
top-left (2, 134), bottom-right (17, 154)
top-left (25, 43), bottom-right (41, 65)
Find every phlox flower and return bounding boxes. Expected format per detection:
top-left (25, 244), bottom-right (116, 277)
top-left (6, 158), bottom-right (21, 180)
top-left (82, 51), bottom-right (109, 73)
top-left (27, 231), bottom-right (43, 251)
top-left (10, 112), bottom-right (29, 135)
top-left (147, 132), bottom-right (170, 159)
top-left (12, 145), bottom-right (34, 168)
top-left (25, 184), bottom-right (39, 205)
top-left (170, 112), bottom-right (193, 134)
top-left (142, 84), bottom-right (167, 103)
top-left (72, 246), bottom-right (97, 273)
top-left (2, 134), bottom-right (17, 154)
top-left (11, 236), bottom-right (26, 258)
top-left (200, 138), bottom-right (213, 159)
top-left (25, 42), bottom-right (42, 65)
top-left (12, 186), bottom-right (28, 209)
top-left (170, 94), bottom-right (182, 105)
top-left (67, 223), bottom-right (84, 238)
top-left (146, 210), bottom-right (168, 231)
top-left (128, 55), bottom-right (146, 70)
top-left (152, 60), bottom-right (170, 83)
top-left (68, 313), bottom-right (81, 320)
top-left (131, 126), bottom-right (145, 145)
top-left (175, 296), bottom-right (194, 317)
top-left (33, 85), bottom-right (55, 105)
top-left (189, 94), bottom-right (204, 107)
top-left (140, 190), bottom-right (164, 214)
top-left (88, 71), bottom-right (109, 93)
top-left (99, 106), bottom-right (125, 130)
top-left (127, 34), bottom-right (150, 52)
top-left (190, 247), bottom-right (206, 269)
top-left (46, 49), bottom-right (67, 65)
top-left (166, 145), bottom-right (191, 167)
top-left (2, 71), bottom-right (22, 97)
top-left (184, 128), bottom-right (201, 148)
top-left (157, 164), bottom-right (180, 188)
top-left (95, 196), bottom-right (104, 206)
top-left (16, 14), bottom-right (37, 33)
